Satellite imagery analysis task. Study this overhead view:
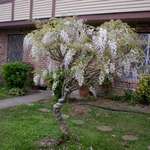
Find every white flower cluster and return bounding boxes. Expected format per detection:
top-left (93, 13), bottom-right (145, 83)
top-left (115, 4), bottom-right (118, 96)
top-left (75, 67), bottom-right (84, 86)
top-left (103, 59), bottom-right (115, 74)
top-left (92, 28), bottom-right (107, 55)
top-left (109, 63), bottom-right (116, 73)
top-left (64, 49), bottom-right (76, 69)
top-left (123, 59), bottom-right (131, 76)
top-left (52, 81), bottom-right (58, 95)
top-left (42, 32), bottom-right (56, 46)
top-left (98, 60), bottom-right (115, 84)
top-left (60, 30), bottom-right (70, 44)
top-left (33, 74), bottom-right (40, 86)
top-left (60, 44), bottom-right (67, 56)
top-left (99, 71), bottom-right (105, 85)
top-left (108, 40), bottom-right (117, 57)
top-left (23, 35), bottom-right (33, 51)
top-left (31, 45), bottom-right (39, 59)
top-left (87, 28), bottom-right (94, 36)
top-left (48, 59), bottom-right (58, 73)
top-left (33, 70), bottom-right (48, 86)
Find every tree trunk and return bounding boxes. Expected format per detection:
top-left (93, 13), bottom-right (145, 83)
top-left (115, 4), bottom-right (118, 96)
top-left (53, 90), bottom-right (70, 138)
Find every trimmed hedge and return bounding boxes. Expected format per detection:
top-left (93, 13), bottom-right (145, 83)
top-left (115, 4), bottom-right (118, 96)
top-left (1, 62), bottom-right (33, 89)
top-left (137, 75), bottom-right (150, 104)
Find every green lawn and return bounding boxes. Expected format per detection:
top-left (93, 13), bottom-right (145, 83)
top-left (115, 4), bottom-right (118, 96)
top-left (0, 100), bottom-right (150, 150)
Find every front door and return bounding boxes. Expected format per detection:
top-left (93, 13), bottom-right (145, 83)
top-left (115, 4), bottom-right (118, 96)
top-left (7, 34), bottom-right (24, 62)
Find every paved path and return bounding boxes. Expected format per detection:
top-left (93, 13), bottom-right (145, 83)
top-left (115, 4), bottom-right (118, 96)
top-left (0, 90), bottom-right (51, 109)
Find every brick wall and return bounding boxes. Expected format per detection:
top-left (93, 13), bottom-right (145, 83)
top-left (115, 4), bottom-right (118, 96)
top-left (0, 32), bottom-right (7, 66)
top-left (0, 32), bottom-right (7, 83)
top-left (23, 48), bottom-right (50, 71)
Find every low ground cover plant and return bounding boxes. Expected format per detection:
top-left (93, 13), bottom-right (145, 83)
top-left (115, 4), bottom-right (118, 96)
top-left (111, 89), bottom-right (138, 104)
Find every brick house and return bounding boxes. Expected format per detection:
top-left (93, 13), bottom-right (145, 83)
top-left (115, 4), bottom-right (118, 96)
top-left (0, 0), bottom-right (150, 88)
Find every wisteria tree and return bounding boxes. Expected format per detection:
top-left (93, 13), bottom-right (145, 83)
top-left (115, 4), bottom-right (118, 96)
top-left (24, 18), bottom-right (143, 138)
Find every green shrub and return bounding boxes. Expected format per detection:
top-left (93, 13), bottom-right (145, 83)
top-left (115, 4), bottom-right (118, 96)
top-left (111, 90), bottom-right (138, 104)
top-left (111, 95), bottom-right (123, 101)
top-left (136, 75), bottom-right (150, 104)
top-left (123, 90), bottom-right (138, 104)
top-left (8, 88), bottom-right (25, 96)
top-left (1, 62), bottom-right (33, 89)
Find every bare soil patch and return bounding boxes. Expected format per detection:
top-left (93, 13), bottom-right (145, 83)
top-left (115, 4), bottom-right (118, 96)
top-left (70, 104), bottom-right (89, 117)
top-left (86, 98), bottom-right (150, 114)
top-left (122, 134), bottom-right (138, 141)
top-left (97, 125), bottom-right (113, 132)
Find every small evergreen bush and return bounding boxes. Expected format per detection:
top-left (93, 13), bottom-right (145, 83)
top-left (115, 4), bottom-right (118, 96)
top-left (1, 62), bottom-right (33, 90)
top-left (136, 75), bottom-right (150, 104)
top-left (123, 90), bottom-right (138, 104)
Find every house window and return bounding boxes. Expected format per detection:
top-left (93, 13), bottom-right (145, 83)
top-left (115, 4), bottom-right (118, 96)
top-left (121, 33), bottom-right (150, 82)
top-left (7, 34), bottom-right (24, 62)
top-left (140, 33), bottom-right (150, 73)
top-left (141, 34), bottom-right (150, 65)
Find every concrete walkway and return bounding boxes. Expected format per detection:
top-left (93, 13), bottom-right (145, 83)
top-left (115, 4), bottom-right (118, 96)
top-left (0, 90), bottom-right (51, 109)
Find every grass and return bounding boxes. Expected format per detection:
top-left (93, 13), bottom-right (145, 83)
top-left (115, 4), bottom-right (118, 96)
top-left (0, 100), bottom-right (150, 150)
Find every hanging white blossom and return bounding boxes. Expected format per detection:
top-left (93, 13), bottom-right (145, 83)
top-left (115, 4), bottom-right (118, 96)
top-left (109, 63), bottom-right (116, 73)
top-left (42, 69), bottom-right (48, 80)
top-left (131, 67), bottom-right (138, 80)
top-left (48, 60), bottom-right (58, 73)
top-left (42, 32), bottom-right (56, 46)
top-left (108, 40), bottom-right (117, 57)
top-left (51, 72), bottom-right (59, 94)
top-left (103, 59), bottom-right (110, 74)
top-left (84, 43), bottom-right (93, 51)
top-left (52, 81), bottom-right (58, 94)
top-left (60, 44), bottom-right (67, 56)
top-left (64, 49), bottom-right (76, 69)
top-left (104, 64), bottom-right (110, 74)
top-left (122, 58), bottom-right (131, 76)
top-left (31, 45), bottom-right (39, 59)
top-left (23, 35), bottom-right (33, 51)
top-left (93, 28), bottom-right (107, 55)
top-left (40, 77), bottom-right (45, 86)
top-left (64, 21), bottom-right (71, 25)
top-left (99, 71), bottom-right (105, 85)
top-left (33, 74), bottom-right (40, 86)
top-left (129, 49), bottom-right (139, 62)
top-left (60, 30), bottom-right (70, 43)
top-left (87, 28), bottom-right (94, 36)
top-left (75, 67), bottom-right (84, 87)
